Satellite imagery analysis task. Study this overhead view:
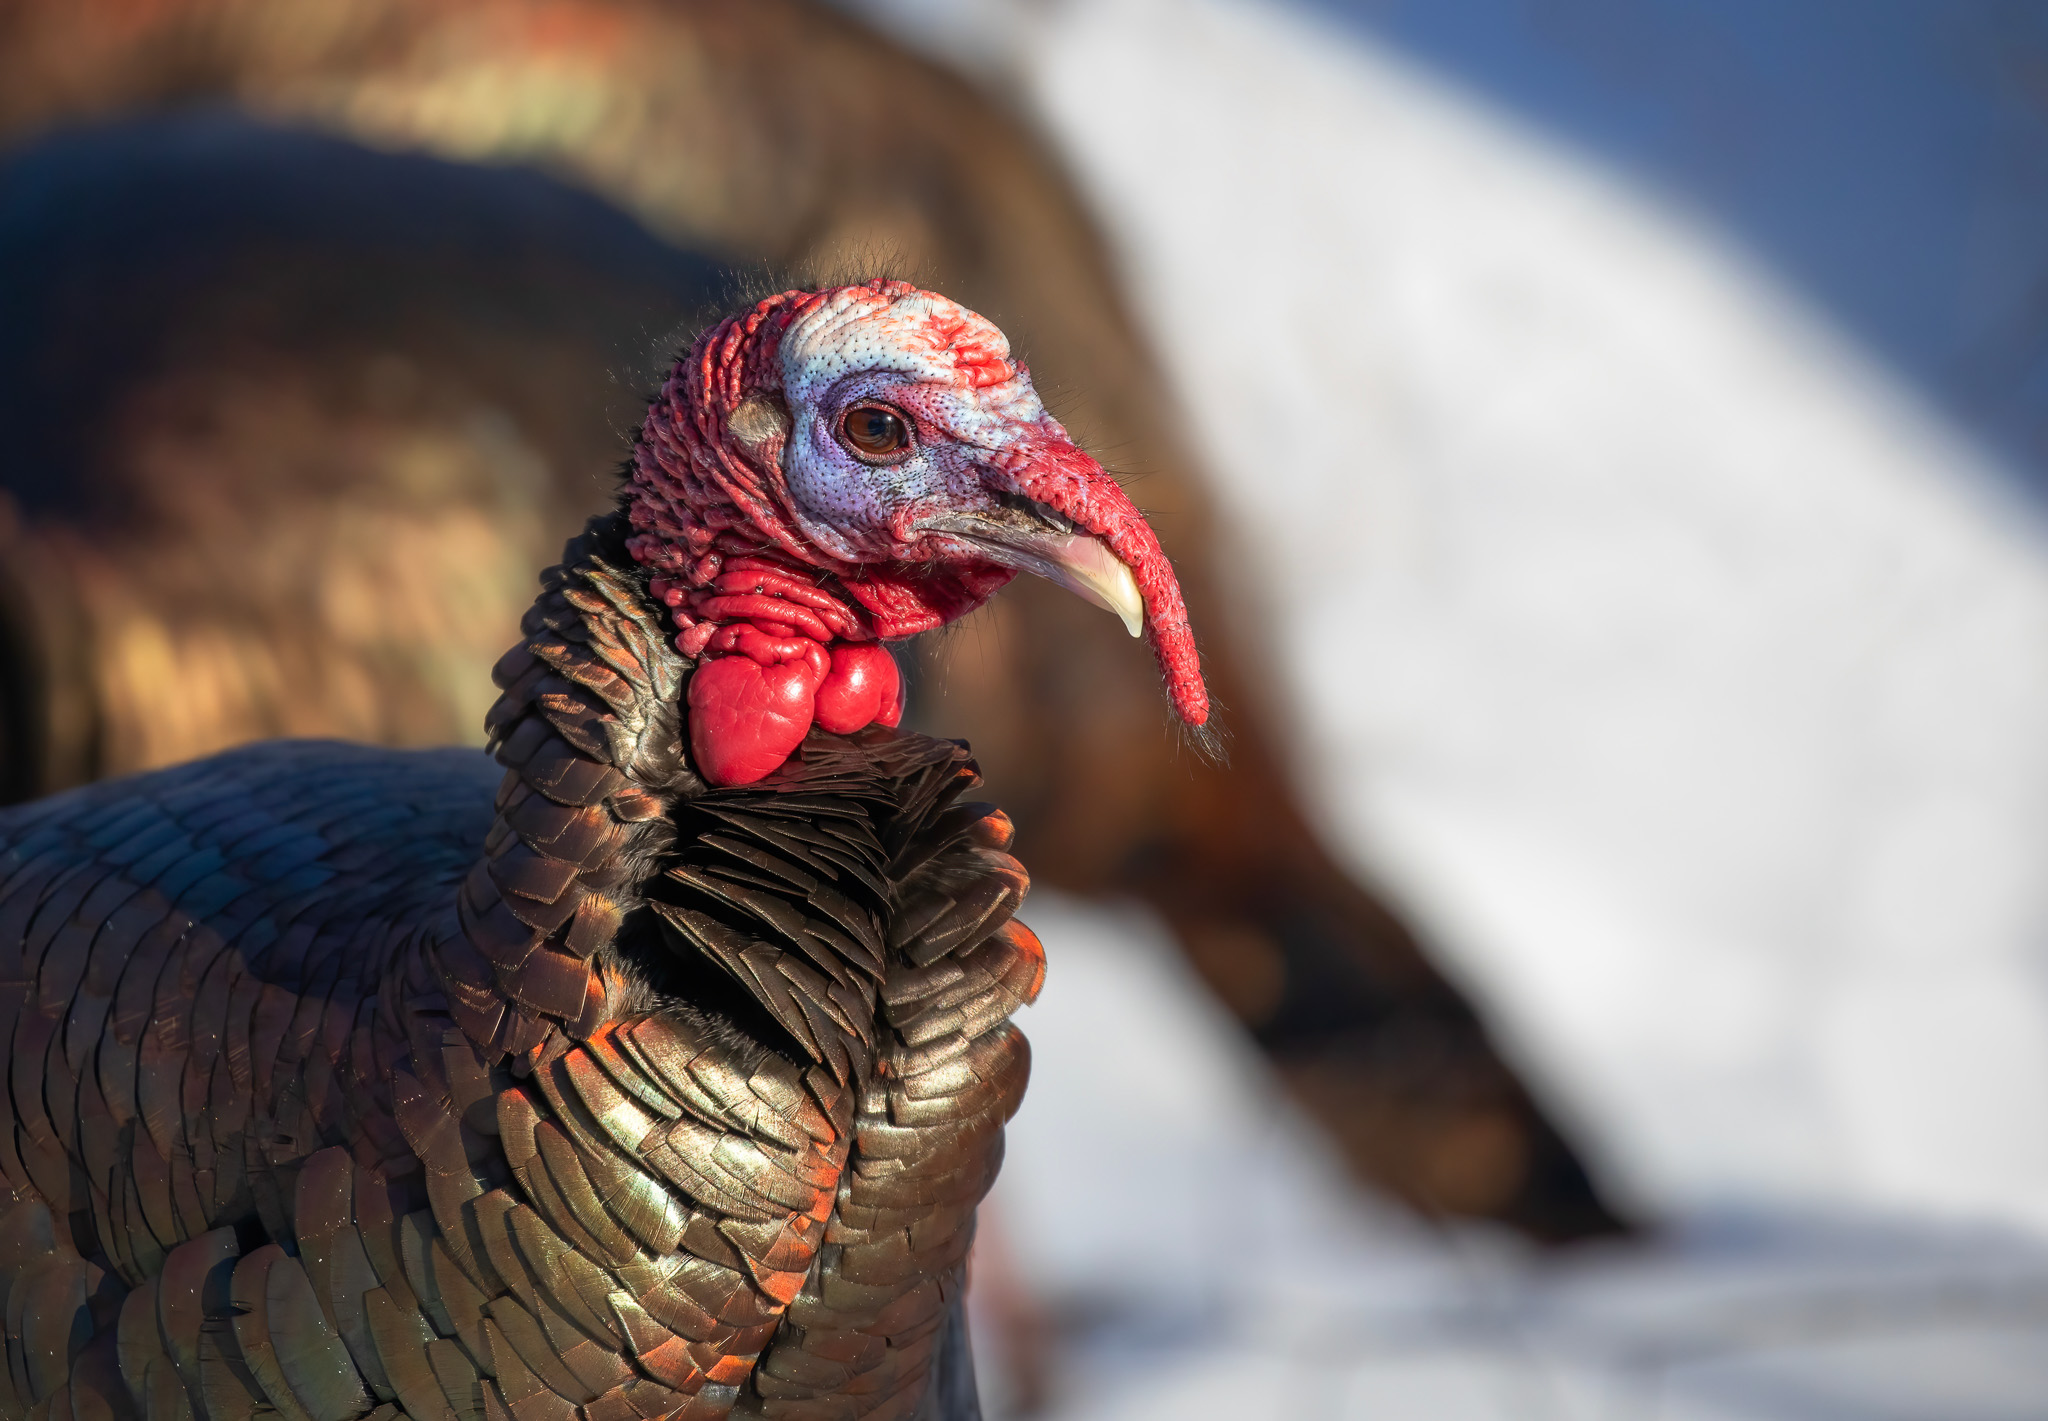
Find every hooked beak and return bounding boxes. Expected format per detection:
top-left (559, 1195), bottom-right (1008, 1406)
top-left (919, 509), bottom-right (1145, 638)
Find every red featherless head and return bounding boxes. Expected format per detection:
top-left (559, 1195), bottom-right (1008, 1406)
top-left (627, 279), bottom-right (1210, 782)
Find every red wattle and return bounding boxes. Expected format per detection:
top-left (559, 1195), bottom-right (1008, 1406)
top-left (815, 643), bottom-right (901, 735)
top-left (687, 654), bottom-right (826, 786)
top-left (878, 657), bottom-right (905, 729)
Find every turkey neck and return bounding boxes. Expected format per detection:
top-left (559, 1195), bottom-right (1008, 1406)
top-left (431, 509), bottom-right (699, 1078)
top-left (396, 516), bottom-right (1023, 1419)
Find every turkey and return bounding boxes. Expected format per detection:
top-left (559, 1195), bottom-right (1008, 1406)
top-left (0, 279), bottom-right (1210, 1421)
top-left (0, 0), bottom-right (1624, 1244)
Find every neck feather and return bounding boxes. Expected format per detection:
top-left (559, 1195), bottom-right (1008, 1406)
top-left (432, 508), bottom-right (991, 1094)
top-left (433, 510), bottom-right (693, 1069)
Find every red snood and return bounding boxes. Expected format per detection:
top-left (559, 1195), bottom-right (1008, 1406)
top-left (646, 530), bottom-right (903, 786)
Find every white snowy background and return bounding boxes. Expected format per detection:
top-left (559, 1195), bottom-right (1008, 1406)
top-left (833, 1), bottom-right (2048, 1415)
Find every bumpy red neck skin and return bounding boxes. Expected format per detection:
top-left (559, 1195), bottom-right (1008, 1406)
top-left (627, 280), bottom-right (1212, 787)
top-left (643, 541), bottom-right (912, 785)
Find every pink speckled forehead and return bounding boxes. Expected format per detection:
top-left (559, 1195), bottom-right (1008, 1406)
top-left (780, 285), bottom-right (1040, 417)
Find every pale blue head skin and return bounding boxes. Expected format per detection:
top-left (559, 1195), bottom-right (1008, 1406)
top-left (768, 285), bottom-right (1062, 563)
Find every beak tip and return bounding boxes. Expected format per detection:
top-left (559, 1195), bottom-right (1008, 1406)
top-left (1039, 531), bottom-right (1146, 640)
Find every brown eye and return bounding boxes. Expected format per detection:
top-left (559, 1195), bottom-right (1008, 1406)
top-left (840, 404), bottom-right (910, 459)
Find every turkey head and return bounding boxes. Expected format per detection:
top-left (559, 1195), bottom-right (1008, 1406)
top-left (625, 279), bottom-right (1211, 785)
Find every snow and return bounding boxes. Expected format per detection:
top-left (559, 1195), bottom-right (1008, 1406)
top-left (827, 0), bottom-right (2048, 1411)
top-left (991, 895), bottom-right (2048, 1420)
top-left (1016, 0), bottom-right (2048, 1230)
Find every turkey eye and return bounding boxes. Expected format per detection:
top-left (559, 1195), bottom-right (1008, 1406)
top-left (840, 404), bottom-right (910, 459)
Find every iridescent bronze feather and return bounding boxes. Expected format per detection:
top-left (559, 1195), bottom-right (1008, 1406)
top-left (0, 508), bottom-right (1038, 1419)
